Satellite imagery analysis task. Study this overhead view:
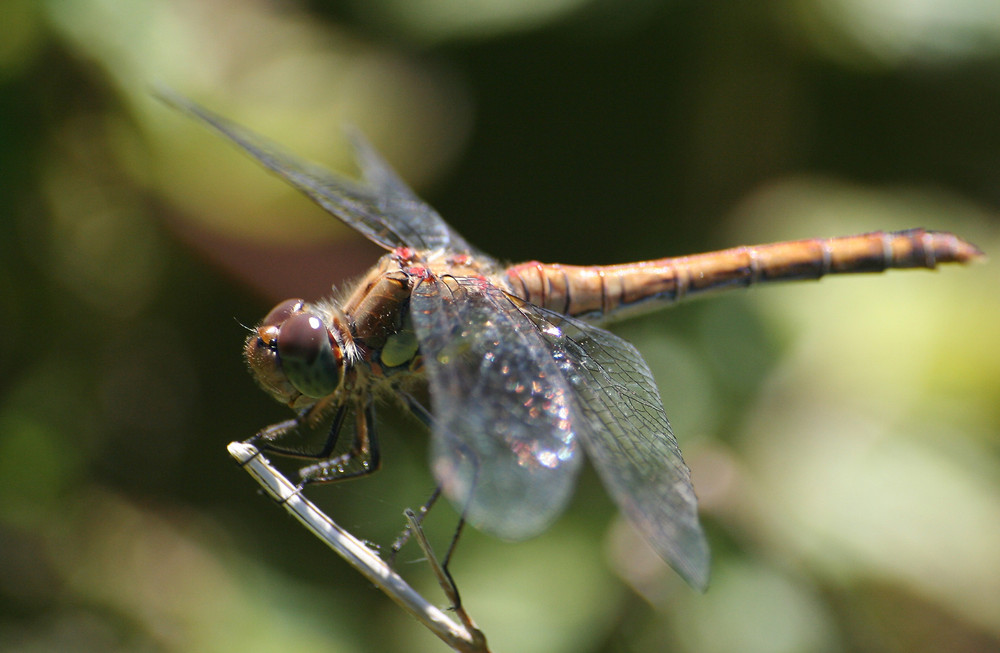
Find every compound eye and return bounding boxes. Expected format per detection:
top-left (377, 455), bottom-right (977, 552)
top-left (262, 299), bottom-right (306, 329)
top-left (277, 313), bottom-right (326, 365)
top-left (256, 298), bottom-right (306, 349)
top-left (277, 312), bottom-right (341, 398)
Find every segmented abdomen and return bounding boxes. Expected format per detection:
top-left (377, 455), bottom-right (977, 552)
top-left (504, 229), bottom-right (982, 320)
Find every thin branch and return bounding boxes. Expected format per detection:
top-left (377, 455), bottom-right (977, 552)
top-left (404, 509), bottom-right (485, 648)
top-left (227, 441), bottom-right (490, 653)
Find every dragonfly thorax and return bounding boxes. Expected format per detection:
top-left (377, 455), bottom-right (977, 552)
top-left (244, 298), bottom-right (355, 408)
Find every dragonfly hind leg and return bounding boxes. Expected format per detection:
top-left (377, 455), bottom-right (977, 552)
top-left (389, 391), bottom-right (472, 576)
top-left (390, 485), bottom-right (442, 564)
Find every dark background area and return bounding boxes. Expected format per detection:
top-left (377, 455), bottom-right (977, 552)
top-left (1, 1), bottom-right (999, 651)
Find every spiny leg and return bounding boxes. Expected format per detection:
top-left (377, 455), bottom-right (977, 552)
top-left (391, 479), bottom-right (475, 600)
top-left (390, 485), bottom-right (443, 564)
top-left (441, 516), bottom-right (467, 571)
top-left (298, 400), bottom-right (381, 484)
top-left (390, 390), bottom-right (475, 605)
top-left (403, 509), bottom-right (471, 617)
top-left (248, 401), bottom-right (349, 461)
top-left (389, 392), bottom-right (443, 561)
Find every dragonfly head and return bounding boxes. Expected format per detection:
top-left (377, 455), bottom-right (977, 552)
top-left (244, 298), bottom-right (350, 407)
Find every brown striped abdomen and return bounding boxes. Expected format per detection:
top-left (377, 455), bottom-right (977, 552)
top-left (504, 229), bottom-right (982, 320)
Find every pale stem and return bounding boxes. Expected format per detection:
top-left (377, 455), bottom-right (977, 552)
top-left (227, 441), bottom-right (490, 653)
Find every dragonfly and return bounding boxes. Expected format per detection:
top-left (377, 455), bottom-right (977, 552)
top-left (166, 94), bottom-right (981, 591)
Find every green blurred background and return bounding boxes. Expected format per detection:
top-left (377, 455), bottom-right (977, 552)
top-left (2, 1), bottom-right (999, 651)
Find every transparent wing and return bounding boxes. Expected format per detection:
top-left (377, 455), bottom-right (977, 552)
top-left (345, 127), bottom-right (478, 254)
top-left (519, 302), bottom-right (710, 590)
top-left (160, 90), bottom-right (473, 253)
top-left (410, 275), bottom-right (583, 540)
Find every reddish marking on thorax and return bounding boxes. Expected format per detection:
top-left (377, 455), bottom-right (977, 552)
top-left (393, 246), bottom-right (417, 262)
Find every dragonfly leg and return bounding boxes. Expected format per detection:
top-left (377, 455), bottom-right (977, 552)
top-left (441, 516), bottom-right (466, 571)
top-left (298, 401), bottom-right (381, 484)
top-left (248, 402), bottom-right (349, 460)
top-left (386, 390), bottom-right (450, 564)
top-left (389, 485), bottom-right (442, 565)
top-left (399, 390), bottom-right (433, 429)
top-left (397, 389), bottom-right (476, 578)
top-left (245, 417), bottom-right (299, 458)
top-left (403, 508), bottom-right (471, 615)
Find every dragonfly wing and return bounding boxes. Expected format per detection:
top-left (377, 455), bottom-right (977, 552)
top-left (410, 275), bottom-right (583, 540)
top-left (161, 91), bottom-right (472, 252)
top-left (345, 127), bottom-right (477, 253)
top-left (520, 303), bottom-right (710, 590)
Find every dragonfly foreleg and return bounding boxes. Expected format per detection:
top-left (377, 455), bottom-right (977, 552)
top-left (246, 417), bottom-right (297, 450)
top-left (247, 402), bottom-right (349, 460)
top-left (299, 400), bottom-right (381, 484)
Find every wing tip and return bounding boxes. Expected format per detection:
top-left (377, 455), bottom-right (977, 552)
top-left (671, 529), bottom-right (711, 592)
